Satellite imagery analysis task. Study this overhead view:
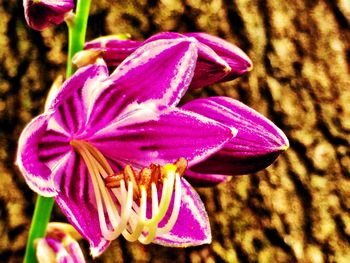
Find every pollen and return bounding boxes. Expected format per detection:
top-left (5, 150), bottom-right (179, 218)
top-left (70, 139), bottom-right (187, 244)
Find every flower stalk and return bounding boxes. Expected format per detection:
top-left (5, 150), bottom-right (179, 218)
top-left (66, 0), bottom-right (92, 78)
top-left (23, 196), bottom-right (54, 263)
top-left (23, 0), bottom-right (91, 262)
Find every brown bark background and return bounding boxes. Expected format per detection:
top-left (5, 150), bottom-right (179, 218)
top-left (1, 0), bottom-right (350, 262)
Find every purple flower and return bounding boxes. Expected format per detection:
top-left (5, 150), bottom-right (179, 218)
top-left (23, 0), bottom-right (74, 31)
top-left (17, 38), bottom-right (235, 256)
top-left (36, 222), bottom-right (85, 263)
top-left (83, 32), bottom-right (253, 89)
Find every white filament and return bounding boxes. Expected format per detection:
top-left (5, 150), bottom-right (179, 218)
top-left (157, 173), bottom-right (182, 234)
top-left (71, 140), bottom-right (181, 244)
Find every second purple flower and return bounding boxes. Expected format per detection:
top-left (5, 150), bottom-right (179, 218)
top-left (83, 32), bottom-right (253, 89)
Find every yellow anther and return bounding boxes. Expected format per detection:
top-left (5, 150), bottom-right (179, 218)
top-left (174, 157), bottom-right (187, 176)
top-left (163, 164), bottom-right (177, 174)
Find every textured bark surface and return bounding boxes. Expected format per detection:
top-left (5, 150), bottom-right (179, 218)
top-left (1, 0), bottom-right (350, 262)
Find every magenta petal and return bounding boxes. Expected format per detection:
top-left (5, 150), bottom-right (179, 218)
top-left (38, 236), bottom-right (86, 263)
top-left (23, 0), bottom-right (74, 31)
top-left (84, 36), bottom-right (141, 67)
top-left (38, 236), bottom-right (85, 263)
top-left (84, 39), bottom-right (198, 130)
top-left (183, 97), bottom-right (289, 175)
top-left (48, 61), bottom-right (109, 135)
top-left (185, 32), bottom-right (253, 81)
top-left (185, 170), bottom-right (230, 187)
top-left (190, 42), bottom-right (230, 89)
top-left (37, 237), bottom-right (69, 262)
top-left (48, 61), bottom-right (109, 111)
top-left (85, 32), bottom-right (250, 89)
top-left (144, 32), bottom-right (232, 89)
top-left (90, 107), bottom-right (233, 168)
top-left (144, 32), bottom-right (185, 42)
top-left (109, 38), bottom-right (198, 108)
top-left (16, 114), bottom-right (56, 196)
top-left (191, 150), bottom-right (286, 176)
top-left (54, 154), bottom-right (110, 257)
top-left (16, 63), bottom-right (109, 196)
top-left (154, 178), bottom-right (211, 246)
top-left (68, 240), bottom-right (86, 263)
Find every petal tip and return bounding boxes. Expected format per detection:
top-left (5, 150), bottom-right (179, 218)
top-left (89, 238), bottom-right (110, 258)
top-left (224, 65), bottom-right (232, 73)
top-left (275, 127), bottom-right (289, 152)
top-left (279, 139), bottom-right (290, 152)
top-left (247, 63), bottom-right (254, 72)
top-left (231, 127), bottom-right (238, 137)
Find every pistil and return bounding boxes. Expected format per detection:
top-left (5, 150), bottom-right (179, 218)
top-left (70, 139), bottom-right (186, 244)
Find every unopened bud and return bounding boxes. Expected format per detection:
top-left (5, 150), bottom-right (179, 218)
top-left (72, 50), bottom-right (103, 68)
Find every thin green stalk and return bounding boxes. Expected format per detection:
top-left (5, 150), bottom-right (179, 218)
top-left (23, 1), bottom-right (92, 262)
top-left (23, 196), bottom-right (54, 263)
top-left (66, 0), bottom-right (92, 78)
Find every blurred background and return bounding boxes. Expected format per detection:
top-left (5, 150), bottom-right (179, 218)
top-left (1, 0), bottom-right (350, 262)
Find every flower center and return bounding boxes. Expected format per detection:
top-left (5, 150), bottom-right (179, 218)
top-left (70, 139), bottom-right (186, 244)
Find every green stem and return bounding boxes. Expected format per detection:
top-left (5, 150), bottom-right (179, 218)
top-left (23, 1), bottom-right (92, 262)
top-left (23, 196), bottom-right (54, 263)
top-left (66, 0), bottom-right (92, 78)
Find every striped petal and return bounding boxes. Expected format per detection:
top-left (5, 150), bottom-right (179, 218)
top-left (154, 178), bottom-right (211, 246)
top-left (145, 32), bottom-right (231, 89)
top-left (109, 38), bottom-right (198, 107)
top-left (90, 107), bottom-right (234, 169)
top-left (183, 97), bottom-right (289, 175)
top-left (16, 114), bottom-right (57, 196)
top-left (84, 39), bottom-right (198, 130)
top-left (54, 152), bottom-right (110, 257)
top-left (47, 60), bottom-right (110, 136)
top-left (184, 32), bottom-right (253, 81)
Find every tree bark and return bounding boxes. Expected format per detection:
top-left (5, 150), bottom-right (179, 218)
top-left (1, 0), bottom-right (350, 262)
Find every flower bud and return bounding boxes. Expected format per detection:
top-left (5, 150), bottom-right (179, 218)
top-left (36, 222), bottom-right (85, 263)
top-left (23, 0), bottom-right (74, 31)
top-left (72, 49), bottom-right (103, 68)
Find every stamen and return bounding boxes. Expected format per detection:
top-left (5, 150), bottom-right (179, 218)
top-left (147, 164), bottom-right (176, 224)
top-left (137, 183), bottom-right (159, 244)
top-left (135, 164), bottom-right (176, 244)
top-left (70, 141), bottom-right (115, 240)
top-left (106, 180), bottom-right (133, 239)
top-left (122, 186), bottom-right (147, 241)
top-left (105, 173), bottom-right (124, 188)
top-left (174, 157), bottom-right (187, 176)
top-left (70, 139), bottom-right (186, 244)
top-left (71, 140), bottom-right (121, 240)
top-left (157, 173), bottom-right (182, 234)
top-left (124, 165), bottom-right (140, 198)
top-left (81, 141), bottom-right (113, 174)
